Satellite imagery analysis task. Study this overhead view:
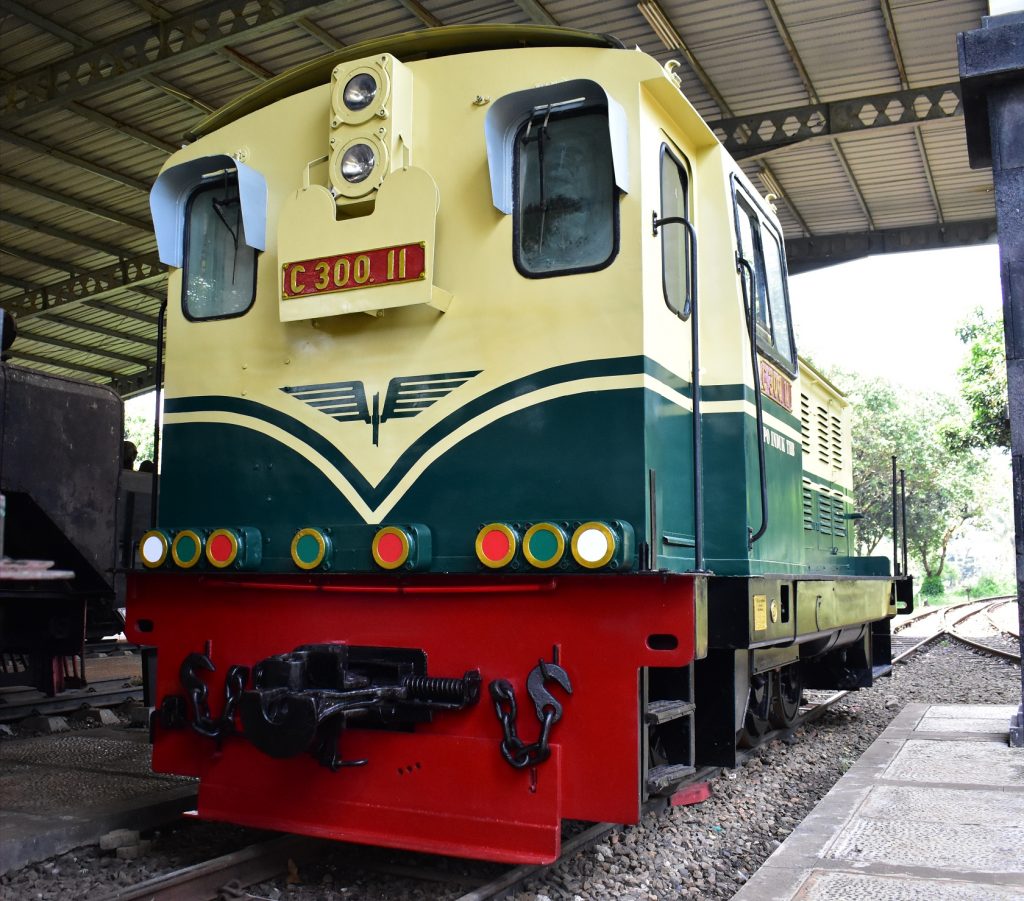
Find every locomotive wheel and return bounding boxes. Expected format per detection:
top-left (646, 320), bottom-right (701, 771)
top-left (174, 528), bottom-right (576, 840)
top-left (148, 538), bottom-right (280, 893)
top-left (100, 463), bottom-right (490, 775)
top-left (768, 663), bottom-right (804, 729)
top-left (737, 672), bottom-right (771, 748)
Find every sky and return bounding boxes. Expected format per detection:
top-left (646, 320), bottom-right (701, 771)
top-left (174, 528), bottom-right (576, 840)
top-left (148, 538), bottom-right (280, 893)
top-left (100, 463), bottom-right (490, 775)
top-left (788, 243), bottom-right (1003, 396)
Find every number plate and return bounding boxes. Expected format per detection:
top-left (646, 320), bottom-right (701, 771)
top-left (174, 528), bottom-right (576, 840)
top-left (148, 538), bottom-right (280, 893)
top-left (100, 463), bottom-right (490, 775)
top-left (282, 242), bottom-right (426, 299)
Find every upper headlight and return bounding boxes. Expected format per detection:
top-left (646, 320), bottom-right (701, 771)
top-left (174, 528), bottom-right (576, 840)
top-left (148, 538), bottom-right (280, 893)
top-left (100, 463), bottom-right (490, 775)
top-left (343, 73), bottom-right (378, 111)
top-left (340, 143), bottom-right (376, 183)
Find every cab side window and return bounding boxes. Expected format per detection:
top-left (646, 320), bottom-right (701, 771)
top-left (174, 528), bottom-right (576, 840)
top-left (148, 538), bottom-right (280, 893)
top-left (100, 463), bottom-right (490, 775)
top-left (514, 108), bottom-right (618, 277)
top-left (734, 193), bottom-right (795, 372)
top-left (660, 145), bottom-right (690, 318)
top-left (183, 173), bottom-right (258, 321)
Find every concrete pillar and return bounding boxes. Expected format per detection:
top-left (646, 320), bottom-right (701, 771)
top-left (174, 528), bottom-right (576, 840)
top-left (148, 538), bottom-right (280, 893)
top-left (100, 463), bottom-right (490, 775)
top-left (958, 8), bottom-right (1024, 746)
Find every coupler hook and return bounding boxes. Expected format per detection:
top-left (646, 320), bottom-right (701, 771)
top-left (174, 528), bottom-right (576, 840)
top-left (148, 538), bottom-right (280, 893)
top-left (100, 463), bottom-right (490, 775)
top-left (489, 657), bottom-right (572, 769)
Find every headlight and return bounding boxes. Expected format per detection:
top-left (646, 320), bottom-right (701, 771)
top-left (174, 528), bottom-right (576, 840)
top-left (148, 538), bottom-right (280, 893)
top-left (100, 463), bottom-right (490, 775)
top-left (343, 73), bottom-right (378, 111)
top-left (341, 143), bottom-right (376, 183)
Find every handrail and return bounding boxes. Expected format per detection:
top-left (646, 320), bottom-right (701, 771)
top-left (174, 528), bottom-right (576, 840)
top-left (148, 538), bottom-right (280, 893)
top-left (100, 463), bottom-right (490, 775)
top-left (652, 212), bottom-right (704, 571)
top-left (736, 254), bottom-right (768, 547)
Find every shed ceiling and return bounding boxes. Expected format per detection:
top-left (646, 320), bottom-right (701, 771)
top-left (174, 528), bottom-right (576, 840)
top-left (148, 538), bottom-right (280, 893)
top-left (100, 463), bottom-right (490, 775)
top-left (0, 0), bottom-right (996, 396)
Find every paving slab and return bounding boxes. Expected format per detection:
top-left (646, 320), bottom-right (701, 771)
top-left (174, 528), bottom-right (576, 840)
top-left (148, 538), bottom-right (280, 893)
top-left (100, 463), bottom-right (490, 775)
top-left (0, 727), bottom-right (196, 874)
top-left (733, 704), bottom-right (1024, 901)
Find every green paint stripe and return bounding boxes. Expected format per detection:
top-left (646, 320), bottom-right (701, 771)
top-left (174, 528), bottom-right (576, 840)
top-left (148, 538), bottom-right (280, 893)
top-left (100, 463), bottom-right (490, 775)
top-left (702, 383), bottom-right (801, 429)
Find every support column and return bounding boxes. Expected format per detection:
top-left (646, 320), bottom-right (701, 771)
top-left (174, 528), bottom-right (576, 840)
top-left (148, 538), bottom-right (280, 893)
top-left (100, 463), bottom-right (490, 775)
top-left (958, 9), bottom-right (1024, 747)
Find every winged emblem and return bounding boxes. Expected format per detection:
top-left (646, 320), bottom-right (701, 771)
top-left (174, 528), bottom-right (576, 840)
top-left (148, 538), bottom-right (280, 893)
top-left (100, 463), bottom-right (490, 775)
top-left (282, 371), bottom-right (481, 445)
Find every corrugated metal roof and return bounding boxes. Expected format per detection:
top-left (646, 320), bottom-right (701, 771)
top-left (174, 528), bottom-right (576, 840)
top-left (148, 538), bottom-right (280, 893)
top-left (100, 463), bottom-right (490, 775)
top-left (0, 0), bottom-right (997, 396)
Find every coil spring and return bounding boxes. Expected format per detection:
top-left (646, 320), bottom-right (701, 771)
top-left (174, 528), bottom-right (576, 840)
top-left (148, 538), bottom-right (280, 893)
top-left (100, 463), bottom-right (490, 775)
top-left (402, 671), bottom-right (480, 704)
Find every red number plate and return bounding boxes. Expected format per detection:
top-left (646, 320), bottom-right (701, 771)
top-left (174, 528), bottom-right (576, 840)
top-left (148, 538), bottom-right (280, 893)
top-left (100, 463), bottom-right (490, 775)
top-left (282, 242), bottom-right (426, 299)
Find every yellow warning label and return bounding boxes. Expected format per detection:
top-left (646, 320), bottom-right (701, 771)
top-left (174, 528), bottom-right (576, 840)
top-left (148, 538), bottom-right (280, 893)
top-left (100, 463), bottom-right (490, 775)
top-left (753, 594), bottom-right (768, 632)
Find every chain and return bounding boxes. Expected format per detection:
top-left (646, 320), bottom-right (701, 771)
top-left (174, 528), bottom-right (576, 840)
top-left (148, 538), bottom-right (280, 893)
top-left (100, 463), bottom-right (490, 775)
top-left (180, 653), bottom-right (249, 741)
top-left (489, 679), bottom-right (557, 769)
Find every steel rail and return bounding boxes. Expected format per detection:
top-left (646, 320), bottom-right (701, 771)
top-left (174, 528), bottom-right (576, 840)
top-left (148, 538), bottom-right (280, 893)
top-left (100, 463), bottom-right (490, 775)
top-left (945, 598), bottom-right (1022, 663)
top-left (0, 678), bottom-right (142, 722)
top-left (96, 834), bottom-right (327, 900)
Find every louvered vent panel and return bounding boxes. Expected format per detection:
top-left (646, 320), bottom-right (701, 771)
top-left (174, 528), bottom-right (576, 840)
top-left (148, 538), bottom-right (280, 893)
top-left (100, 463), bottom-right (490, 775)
top-left (831, 495), bottom-right (847, 538)
top-left (800, 393), bottom-right (811, 454)
top-left (831, 415), bottom-right (843, 469)
top-left (816, 406), bottom-right (830, 466)
top-left (802, 480), bottom-right (814, 531)
top-left (817, 493), bottom-right (834, 534)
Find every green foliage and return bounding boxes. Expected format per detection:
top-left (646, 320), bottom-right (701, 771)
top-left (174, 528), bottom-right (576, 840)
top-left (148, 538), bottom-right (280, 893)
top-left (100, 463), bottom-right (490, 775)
top-left (832, 371), bottom-right (984, 578)
top-left (124, 412), bottom-right (155, 465)
top-left (945, 308), bottom-right (1009, 451)
top-left (974, 574), bottom-right (1001, 597)
top-left (920, 574), bottom-right (945, 597)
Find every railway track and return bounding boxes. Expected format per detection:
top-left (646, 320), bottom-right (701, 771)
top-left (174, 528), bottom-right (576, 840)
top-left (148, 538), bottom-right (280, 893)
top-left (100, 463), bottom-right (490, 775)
top-left (0, 641), bottom-right (145, 723)
top-left (945, 596), bottom-right (1021, 663)
top-left (94, 596), bottom-right (1021, 901)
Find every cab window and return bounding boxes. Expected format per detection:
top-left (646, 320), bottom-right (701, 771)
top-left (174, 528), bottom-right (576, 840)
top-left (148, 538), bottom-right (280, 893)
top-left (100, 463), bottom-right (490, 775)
top-left (514, 108), bottom-right (618, 277)
top-left (734, 191), bottom-right (795, 372)
top-left (660, 145), bottom-right (690, 318)
top-left (183, 173), bottom-right (258, 321)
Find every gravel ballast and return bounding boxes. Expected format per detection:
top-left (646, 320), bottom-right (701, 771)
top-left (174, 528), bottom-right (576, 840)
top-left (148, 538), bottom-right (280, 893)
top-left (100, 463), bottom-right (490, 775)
top-left (1, 640), bottom-right (1019, 900)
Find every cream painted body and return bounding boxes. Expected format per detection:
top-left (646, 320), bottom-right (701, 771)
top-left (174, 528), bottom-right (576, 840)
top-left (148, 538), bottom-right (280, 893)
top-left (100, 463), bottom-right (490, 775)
top-left (159, 46), bottom-right (796, 524)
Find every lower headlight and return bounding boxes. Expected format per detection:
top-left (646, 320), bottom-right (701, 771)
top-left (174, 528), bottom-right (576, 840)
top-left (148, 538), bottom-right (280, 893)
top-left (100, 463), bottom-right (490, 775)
top-left (341, 143), bottom-right (376, 183)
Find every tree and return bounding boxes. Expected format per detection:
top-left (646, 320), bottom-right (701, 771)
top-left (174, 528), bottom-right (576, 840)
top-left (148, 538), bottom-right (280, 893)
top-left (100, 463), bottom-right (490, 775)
top-left (835, 372), bottom-right (984, 579)
top-left (945, 307), bottom-right (1010, 451)
top-left (125, 412), bottom-right (155, 464)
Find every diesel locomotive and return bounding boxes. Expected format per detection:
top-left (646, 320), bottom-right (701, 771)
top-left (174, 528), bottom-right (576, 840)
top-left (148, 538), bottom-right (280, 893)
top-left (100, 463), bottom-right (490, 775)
top-left (128, 24), bottom-right (909, 864)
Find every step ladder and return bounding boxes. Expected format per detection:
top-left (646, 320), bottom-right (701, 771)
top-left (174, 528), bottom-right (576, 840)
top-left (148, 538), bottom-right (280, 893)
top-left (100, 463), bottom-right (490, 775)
top-left (643, 668), bottom-right (697, 797)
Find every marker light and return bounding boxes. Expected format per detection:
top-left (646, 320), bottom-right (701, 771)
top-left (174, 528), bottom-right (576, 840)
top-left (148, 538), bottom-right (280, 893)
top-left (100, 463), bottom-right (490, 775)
top-left (341, 143), bottom-right (376, 182)
top-left (171, 529), bottom-right (204, 569)
top-left (475, 523), bottom-right (517, 569)
top-left (343, 73), bottom-right (378, 110)
top-left (291, 528), bottom-right (329, 570)
top-left (206, 528), bottom-right (240, 569)
top-left (139, 530), bottom-right (169, 568)
top-left (372, 526), bottom-right (411, 569)
top-left (571, 521), bottom-right (617, 569)
top-left (523, 523), bottom-right (566, 569)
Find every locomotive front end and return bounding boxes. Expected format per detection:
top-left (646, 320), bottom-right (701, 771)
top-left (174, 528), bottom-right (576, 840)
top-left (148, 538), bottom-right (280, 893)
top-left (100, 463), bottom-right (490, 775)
top-left (128, 28), bottom-right (705, 864)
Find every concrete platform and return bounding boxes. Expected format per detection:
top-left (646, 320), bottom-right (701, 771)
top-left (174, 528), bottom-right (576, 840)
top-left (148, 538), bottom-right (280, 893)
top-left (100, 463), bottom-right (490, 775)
top-left (0, 725), bottom-right (197, 874)
top-left (734, 703), bottom-right (1024, 901)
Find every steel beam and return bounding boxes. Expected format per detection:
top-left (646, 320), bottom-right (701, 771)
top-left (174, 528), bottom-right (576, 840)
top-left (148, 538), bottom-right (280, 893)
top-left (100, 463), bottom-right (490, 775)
top-left (638, 0), bottom-right (732, 117)
top-left (0, 129), bottom-right (151, 192)
top-left (43, 312), bottom-right (156, 347)
top-left (0, 210), bottom-right (130, 258)
top-left (0, 273), bottom-right (35, 290)
top-left (763, 0), bottom-right (818, 103)
top-left (217, 46), bottom-right (274, 80)
top-left (66, 102), bottom-right (178, 155)
top-left (295, 17), bottom-right (345, 49)
top-left (708, 82), bottom-right (963, 159)
top-left (785, 218), bottom-right (996, 273)
top-left (394, 0), bottom-right (442, 28)
top-left (959, 11), bottom-right (1024, 748)
top-left (16, 329), bottom-right (153, 367)
top-left (880, 0), bottom-right (910, 90)
top-left (5, 251), bottom-right (165, 320)
top-left (1, 0), bottom-right (337, 119)
top-left (7, 348), bottom-right (131, 380)
top-left (0, 173), bottom-right (151, 232)
top-left (512, 0), bottom-right (558, 27)
top-left (0, 242), bottom-right (81, 274)
top-left (111, 366), bottom-right (158, 397)
top-left (83, 299), bottom-right (160, 325)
